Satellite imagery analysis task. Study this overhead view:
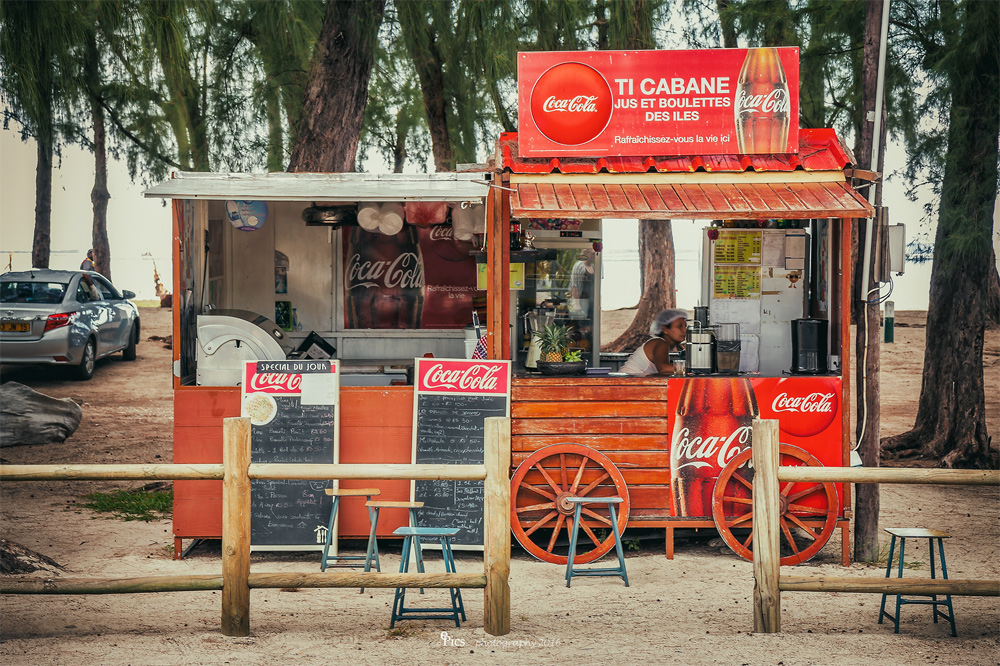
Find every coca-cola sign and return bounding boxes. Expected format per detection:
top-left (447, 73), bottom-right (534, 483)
top-left (529, 62), bottom-right (614, 146)
top-left (416, 359), bottom-right (510, 395)
top-left (765, 377), bottom-right (839, 437)
top-left (518, 48), bottom-right (799, 157)
top-left (672, 424), bottom-right (752, 471)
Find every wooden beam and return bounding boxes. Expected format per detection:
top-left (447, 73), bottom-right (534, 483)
top-left (780, 575), bottom-right (999, 596)
top-left (1, 576), bottom-right (223, 594)
top-left (248, 463), bottom-right (486, 481)
top-left (222, 417), bottom-right (251, 637)
top-left (778, 467), bottom-right (1000, 485)
top-left (247, 572), bottom-right (487, 589)
top-left (752, 418), bottom-right (781, 634)
top-left (483, 416), bottom-right (512, 636)
top-left (510, 171), bottom-right (849, 185)
top-left (0, 464), bottom-right (224, 481)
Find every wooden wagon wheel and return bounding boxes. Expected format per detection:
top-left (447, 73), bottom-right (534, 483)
top-left (711, 444), bottom-right (838, 566)
top-left (510, 443), bottom-right (630, 565)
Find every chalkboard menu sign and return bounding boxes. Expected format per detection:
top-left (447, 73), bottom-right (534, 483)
top-left (411, 358), bottom-right (511, 549)
top-left (241, 359), bottom-right (340, 550)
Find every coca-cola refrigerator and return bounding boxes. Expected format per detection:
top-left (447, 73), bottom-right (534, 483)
top-left (700, 226), bottom-right (811, 375)
top-left (514, 220), bottom-right (602, 370)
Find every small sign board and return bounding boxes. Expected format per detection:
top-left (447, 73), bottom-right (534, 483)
top-left (241, 359), bottom-right (340, 550)
top-left (411, 358), bottom-right (511, 549)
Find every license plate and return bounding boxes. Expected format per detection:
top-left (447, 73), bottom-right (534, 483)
top-left (0, 321), bottom-right (30, 332)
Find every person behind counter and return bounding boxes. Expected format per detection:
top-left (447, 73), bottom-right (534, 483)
top-left (621, 309), bottom-right (687, 376)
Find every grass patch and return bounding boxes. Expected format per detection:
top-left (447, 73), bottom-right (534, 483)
top-left (81, 488), bottom-right (172, 522)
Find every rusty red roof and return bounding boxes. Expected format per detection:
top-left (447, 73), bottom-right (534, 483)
top-left (499, 128), bottom-right (855, 174)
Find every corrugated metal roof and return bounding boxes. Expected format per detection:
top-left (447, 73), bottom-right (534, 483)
top-left (500, 128), bottom-right (855, 174)
top-left (143, 171), bottom-right (491, 202)
top-left (511, 178), bottom-right (873, 219)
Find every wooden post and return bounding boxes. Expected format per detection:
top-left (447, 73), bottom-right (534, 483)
top-left (483, 416), bottom-right (511, 636)
top-left (752, 418), bottom-right (781, 633)
top-left (222, 417), bottom-right (251, 637)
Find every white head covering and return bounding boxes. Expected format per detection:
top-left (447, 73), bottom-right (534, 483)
top-left (650, 309), bottom-right (687, 336)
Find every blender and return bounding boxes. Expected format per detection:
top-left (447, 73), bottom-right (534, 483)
top-left (685, 322), bottom-right (717, 374)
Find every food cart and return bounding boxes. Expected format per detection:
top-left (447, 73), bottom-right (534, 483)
top-left (149, 46), bottom-right (875, 566)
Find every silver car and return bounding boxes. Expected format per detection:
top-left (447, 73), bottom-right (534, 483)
top-left (0, 269), bottom-right (140, 380)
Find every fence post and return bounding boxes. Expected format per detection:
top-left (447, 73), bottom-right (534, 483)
top-left (222, 417), bottom-right (252, 637)
top-left (483, 416), bottom-right (511, 636)
top-left (752, 418), bottom-right (781, 633)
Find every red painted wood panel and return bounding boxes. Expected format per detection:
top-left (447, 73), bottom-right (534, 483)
top-left (700, 184), bottom-right (737, 213)
top-left (173, 426), bottom-right (223, 463)
top-left (587, 184), bottom-right (613, 210)
top-left (513, 450), bottom-right (670, 468)
top-left (569, 184), bottom-right (596, 210)
top-left (621, 183), bottom-right (651, 211)
top-left (512, 400), bottom-right (671, 418)
top-left (654, 184), bottom-right (687, 212)
top-left (174, 388), bottom-right (241, 426)
top-left (512, 417), bottom-right (671, 435)
top-left (511, 434), bottom-right (667, 451)
top-left (512, 384), bottom-right (669, 401)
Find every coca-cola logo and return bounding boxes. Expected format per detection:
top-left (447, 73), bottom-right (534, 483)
top-left (671, 425), bottom-right (751, 471)
top-left (248, 372), bottom-right (302, 393)
top-left (769, 378), bottom-right (839, 437)
top-left (735, 88), bottom-right (790, 116)
top-left (422, 363), bottom-right (503, 393)
top-left (530, 62), bottom-right (613, 145)
top-left (346, 251), bottom-right (424, 290)
top-left (428, 226), bottom-right (453, 241)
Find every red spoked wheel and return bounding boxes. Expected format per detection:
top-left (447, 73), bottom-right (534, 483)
top-left (510, 443), bottom-right (630, 565)
top-left (712, 444), bottom-right (838, 566)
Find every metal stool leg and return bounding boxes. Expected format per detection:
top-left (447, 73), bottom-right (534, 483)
top-left (935, 537), bottom-right (957, 636)
top-left (608, 503), bottom-right (629, 587)
top-left (360, 505), bottom-right (381, 594)
top-left (441, 536), bottom-right (465, 622)
top-left (928, 537), bottom-right (938, 623)
top-left (893, 537), bottom-right (907, 633)
top-left (390, 536), bottom-right (413, 629)
top-left (879, 534), bottom-right (897, 624)
top-left (565, 503), bottom-right (583, 587)
top-left (409, 508), bottom-right (425, 594)
top-left (320, 496), bottom-right (341, 572)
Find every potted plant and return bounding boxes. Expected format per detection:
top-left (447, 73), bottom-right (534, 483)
top-left (534, 323), bottom-right (586, 375)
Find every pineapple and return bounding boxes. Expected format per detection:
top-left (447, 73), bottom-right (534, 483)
top-left (537, 323), bottom-right (571, 362)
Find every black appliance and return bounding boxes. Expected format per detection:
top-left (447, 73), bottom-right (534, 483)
top-left (790, 319), bottom-right (828, 374)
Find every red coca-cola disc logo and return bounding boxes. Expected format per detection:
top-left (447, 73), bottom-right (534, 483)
top-left (770, 378), bottom-right (839, 437)
top-left (529, 62), bottom-right (613, 146)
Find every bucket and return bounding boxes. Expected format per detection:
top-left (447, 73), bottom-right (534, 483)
top-left (464, 325), bottom-right (479, 359)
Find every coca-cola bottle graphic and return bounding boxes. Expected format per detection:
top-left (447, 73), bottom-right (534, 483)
top-left (734, 48), bottom-right (791, 154)
top-left (345, 225), bottom-right (424, 328)
top-left (671, 377), bottom-right (760, 517)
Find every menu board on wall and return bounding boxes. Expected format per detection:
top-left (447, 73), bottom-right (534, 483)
top-left (411, 358), bottom-right (511, 549)
top-left (241, 360), bottom-right (339, 550)
top-left (713, 265), bottom-right (762, 299)
top-left (714, 230), bottom-right (763, 264)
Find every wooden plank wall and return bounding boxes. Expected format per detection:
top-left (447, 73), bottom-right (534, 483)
top-left (511, 376), bottom-right (673, 520)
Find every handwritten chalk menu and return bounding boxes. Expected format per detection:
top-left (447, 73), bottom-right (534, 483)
top-left (241, 359), bottom-right (339, 550)
top-left (412, 358), bottom-right (511, 549)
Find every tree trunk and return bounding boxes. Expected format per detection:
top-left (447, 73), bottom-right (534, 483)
top-left (32, 138), bottom-right (52, 270)
top-left (715, 0), bottom-right (738, 48)
top-left (398, 1), bottom-right (452, 172)
top-left (852, 0), bottom-right (885, 564)
top-left (287, 0), bottom-right (385, 173)
top-left (603, 221), bottom-right (675, 353)
top-left (881, 0), bottom-right (999, 469)
top-left (88, 32), bottom-right (111, 280)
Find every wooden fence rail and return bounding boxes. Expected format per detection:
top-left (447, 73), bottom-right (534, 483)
top-left (752, 418), bottom-right (1000, 633)
top-left (0, 416), bottom-right (512, 638)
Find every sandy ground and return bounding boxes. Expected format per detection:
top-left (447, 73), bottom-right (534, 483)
top-left (1, 307), bottom-right (998, 666)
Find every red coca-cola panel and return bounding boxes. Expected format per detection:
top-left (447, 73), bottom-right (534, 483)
top-left (518, 48), bottom-right (799, 157)
top-left (667, 376), bottom-right (843, 519)
top-left (415, 359), bottom-right (510, 396)
top-left (342, 224), bottom-right (479, 330)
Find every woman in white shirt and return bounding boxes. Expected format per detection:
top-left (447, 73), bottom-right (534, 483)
top-left (621, 309), bottom-right (687, 376)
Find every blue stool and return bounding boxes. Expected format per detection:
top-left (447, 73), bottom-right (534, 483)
top-left (565, 496), bottom-right (629, 587)
top-left (320, 488), bottom-right (379, 573)
top-left (390, 527), bottom-right (466, 628)
top-left (879, 528), bottom-right (957, 636)
top-left (361, 500), bottom-right (425, 594)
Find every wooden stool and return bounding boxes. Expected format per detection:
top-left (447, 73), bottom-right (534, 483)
top-left (879, 528), bottom-right (957, 636)
top-left (389, 527), bottom-right (466, 628)
top-left (361, 500), bottom-right (425, 594)
top-left (320, 488), bottom-right (380, 572)
top-left (565, 496), bottom-right (629, 587)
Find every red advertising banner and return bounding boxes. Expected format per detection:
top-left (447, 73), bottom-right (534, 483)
top-left (342, 224), bottom-right (478, 330)
top-left (667, 376), bottom-right (842, 520)
top-left (415, 359), bottom-right (510, 395)
top-left (518, 48), bottom-right (799, 157)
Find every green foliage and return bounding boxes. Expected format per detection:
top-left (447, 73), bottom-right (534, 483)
top-left (563, 349), bottom-right (583, 362)
top-left (81, 488), bottom-right (173, 522)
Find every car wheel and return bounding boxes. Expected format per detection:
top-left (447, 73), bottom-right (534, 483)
top-left (73, 338), bottom-right (96, 380)
top-left (123, 325), bottom-right (138, 361)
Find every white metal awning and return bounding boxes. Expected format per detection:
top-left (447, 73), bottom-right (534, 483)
top-left (143, 171), bottom-right (491, 203)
